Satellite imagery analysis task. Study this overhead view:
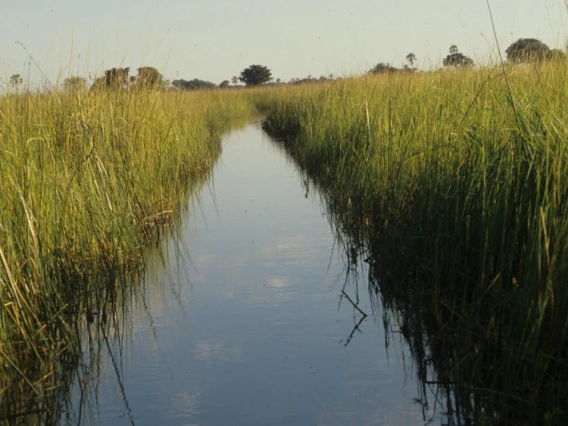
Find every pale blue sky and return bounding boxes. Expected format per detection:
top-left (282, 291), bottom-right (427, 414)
top-left (1, 0), bottom-right (566, 87)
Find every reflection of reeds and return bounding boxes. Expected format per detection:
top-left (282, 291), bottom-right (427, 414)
top-left (0, 88), bottom-right (254, 422)
top-left (261, 63), bottom-right (568, 425)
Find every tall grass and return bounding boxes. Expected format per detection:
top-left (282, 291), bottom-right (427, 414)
top-left (0, 87), bottom-right (254, 421)
top-left (261, 63), bottom-right (568, 424)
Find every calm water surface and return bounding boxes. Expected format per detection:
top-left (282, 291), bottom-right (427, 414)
top-left (72, 125), bottom-right (439, 425)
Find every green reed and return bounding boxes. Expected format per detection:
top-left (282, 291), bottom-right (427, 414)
top-left (261, 63), bottom-right (568, 424)
top-left (0, 87), bottom-right (254, 419)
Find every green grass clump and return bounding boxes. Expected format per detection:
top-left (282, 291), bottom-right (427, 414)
top-left (260, 63), bottom-right (568, 424)
top-left (0, 87), bottom-right (254, 419)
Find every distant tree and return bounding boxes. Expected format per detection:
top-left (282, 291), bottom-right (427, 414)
top-left (64, 76), bottom-right (87, 91)
top-left (172, 78), bottom-right (216, 90)
top-left (290, 75), bottom-right (314, 85)
top-left (369, 62), bottom-right (399, 74)
top-left (9, 74), bottom-right (23, 89)
top-left (505, 38), bottom-right (560, 63)
top-left (289, 75), bottom-right (333, 85)
top-left (239, 64), bottom-right (272, 86)
top-left (443, 46), bottom-right (474, 68)
top-left (133, 66), bottom-right (166, 89)
top-left (219, 80), bottom-right (230, 88)
top-left (231, 76), bottom-right (239, 85)
top-left (406, 53), bottom-right (416, 68)
top-left (91, 67), bottom-right (130, 90)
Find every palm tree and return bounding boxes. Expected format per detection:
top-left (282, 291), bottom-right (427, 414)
top-left (9, 74), bottom-right (23, 89)
top-left (406, 53), bottom-right (416, 68)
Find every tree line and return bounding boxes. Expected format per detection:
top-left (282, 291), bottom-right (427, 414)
top-left (53, 64), bottom-right (274, 92)
top-left (369, 38), bottom-right (565, 75)
top-left (7, 37), bottom-right (564, 92)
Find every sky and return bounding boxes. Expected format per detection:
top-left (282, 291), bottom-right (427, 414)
top-left (1, 0), bottom-right (567, 88)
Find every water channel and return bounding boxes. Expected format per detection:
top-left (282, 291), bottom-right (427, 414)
top-left (68, 124), bottom-right (443, 425)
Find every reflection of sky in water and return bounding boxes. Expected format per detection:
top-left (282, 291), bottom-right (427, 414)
top-left (84, 125), bottom-right (435, 425)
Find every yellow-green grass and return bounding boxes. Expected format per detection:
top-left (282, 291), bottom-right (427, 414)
top-left (261, 63), bottom-right (568, 424)
top-left (0, 87), bottom-right (254, 416)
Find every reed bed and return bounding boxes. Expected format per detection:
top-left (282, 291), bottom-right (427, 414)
top-left (0, 87), bottom-right (254, 420)
top-left (261, 63), bottom-right (568, 424)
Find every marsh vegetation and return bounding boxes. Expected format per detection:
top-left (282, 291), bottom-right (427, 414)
top-left (0, 88), bottom-right (254, 423)
top-left (1, 57), bottom-right (568, 424)
top-left (261, 61), bottom-right (568, 424)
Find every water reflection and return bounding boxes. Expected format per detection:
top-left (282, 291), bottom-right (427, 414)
top-left (55, 124), bottom-right (446, 425)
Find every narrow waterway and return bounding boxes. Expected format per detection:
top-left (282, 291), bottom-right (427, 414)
top-left (71, 124), bottom-right (440, 425)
